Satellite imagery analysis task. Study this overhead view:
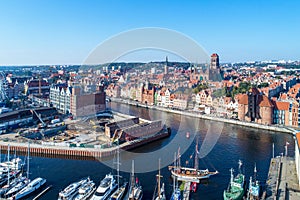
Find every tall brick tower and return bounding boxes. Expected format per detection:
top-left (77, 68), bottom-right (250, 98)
top-left (210, 53), bottom-right (219, 70)
top-left (209, 53), bottom-right (222, 81)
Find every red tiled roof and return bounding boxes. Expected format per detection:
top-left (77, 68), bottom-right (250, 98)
top-left (258, 95), bottom-right (274, 107)
top-left (274, 101), bottom-right (289, 110)
top-left (238, 93), bottom-right (273, 107)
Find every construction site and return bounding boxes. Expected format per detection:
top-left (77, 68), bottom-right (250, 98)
top-left (0, 107), bottom-right (170, 158)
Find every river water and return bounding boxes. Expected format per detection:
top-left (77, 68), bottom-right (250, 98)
top-left (4, 102), bottom-right (295, 200)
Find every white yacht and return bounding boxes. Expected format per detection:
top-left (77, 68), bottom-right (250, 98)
top-left (12, 177), bottom-right (46, 200)
top-left (91, 174), bottom-right (117, 200)
top-left (0, 175), bottom-right (27, 196)
top-left (0, 158), bottom-right (24, 171)
top-left (5, 177), bottom-right (30, 197)
top-left (58, 177), bottom-right (90, 200)
top-left (74, 179), bottom-right (96, 200)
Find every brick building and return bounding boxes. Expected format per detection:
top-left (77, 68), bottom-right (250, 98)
top-left (70, 86), bottom-right (106, 117)
top-left (238, 88), bottom-right (274, 125)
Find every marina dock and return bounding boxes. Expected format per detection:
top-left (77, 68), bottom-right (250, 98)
top-left (266, 157), bottom-right (300, 200)
top-left (33, 185), bottom-right (52, 200)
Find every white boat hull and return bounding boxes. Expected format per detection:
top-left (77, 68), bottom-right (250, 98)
top-left (13, 178), bottom-right (46, 200)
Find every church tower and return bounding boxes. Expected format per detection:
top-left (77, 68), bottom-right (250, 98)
top-left (209, 53), bottom-right (222, 81)
top-left (210, 53), bottom-right (219, 70)
top-left (164, 56), bottom-right (168, 74)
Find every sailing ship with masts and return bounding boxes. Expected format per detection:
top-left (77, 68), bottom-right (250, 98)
top-left (168, 141), bottom-right (218, 183)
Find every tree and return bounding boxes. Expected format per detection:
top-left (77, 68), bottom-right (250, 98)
top-left (192, 83), bottom-right (208, 94)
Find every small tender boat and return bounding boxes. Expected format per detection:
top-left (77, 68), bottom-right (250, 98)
top-left (186, 132), bottom-right (190, 139)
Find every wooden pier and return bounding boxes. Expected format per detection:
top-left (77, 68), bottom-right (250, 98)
top-left (33, 185), bottom-right (52, 200)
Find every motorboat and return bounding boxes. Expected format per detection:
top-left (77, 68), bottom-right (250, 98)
top-left (91, 174), bottom-right (117, 200)
top-left (58, 177), bottom-right (90, 200)
top-left (74, 179), bottom-right (96, 200)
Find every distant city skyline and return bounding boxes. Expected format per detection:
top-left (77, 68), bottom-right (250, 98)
top-left (0, 0), bottom-right (299, 65)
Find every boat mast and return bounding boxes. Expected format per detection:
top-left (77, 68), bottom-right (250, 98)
top-left (194, 139), bottom-right (199, 170)
top-left (115, 141), bottom-right (120, 189)
top-left (238, 160), bottom-right (242, 174)
top-left (131, 160), bottom-right (135, 198)
top-left (230, 168), bottom-right (234, 185)
top-left (254, 163), bottom-right (257, 183)
top-left (177, 147), bottom-right (181, 169)
top-left (8, 144), bottom-right (10, 186)
top-left (27, 142), bottom-right (30, 179)
top-left (173, 152), bottom-right (176, 193)
top-left (157, 158), bottom-right (162, 200)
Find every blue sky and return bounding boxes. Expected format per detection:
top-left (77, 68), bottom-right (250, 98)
top-left (0, 0), bottom-right (299, 65)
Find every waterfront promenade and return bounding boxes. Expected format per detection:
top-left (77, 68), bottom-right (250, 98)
top-left (110, 98), bottom-right (296, 135)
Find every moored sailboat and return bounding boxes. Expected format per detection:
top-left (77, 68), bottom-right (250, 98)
top-left (5, 143), bottom-right (31, 198)
top-left (9, 143), bottom-right (47, 200)
top-left (153, 159), bottom-right (166, 200)
top-left (110, 182), bottom-right (128, 200)
top-left (13, 177), bottom-right (46, 200)
top-left (168, 143), bottom-right (218, 183)
top-left (110, 141), bottom-right (127, 200)
top-left (127, 160), bottom-right (143, 200)
top-left (170, 153), bottom-right (181, 200)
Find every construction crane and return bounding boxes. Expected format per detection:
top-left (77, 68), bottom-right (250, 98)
top-left (31, 109), bottom-right (46, 128)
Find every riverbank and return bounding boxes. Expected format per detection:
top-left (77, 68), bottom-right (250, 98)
top-left (110, 97), bottom-right (296, 135)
